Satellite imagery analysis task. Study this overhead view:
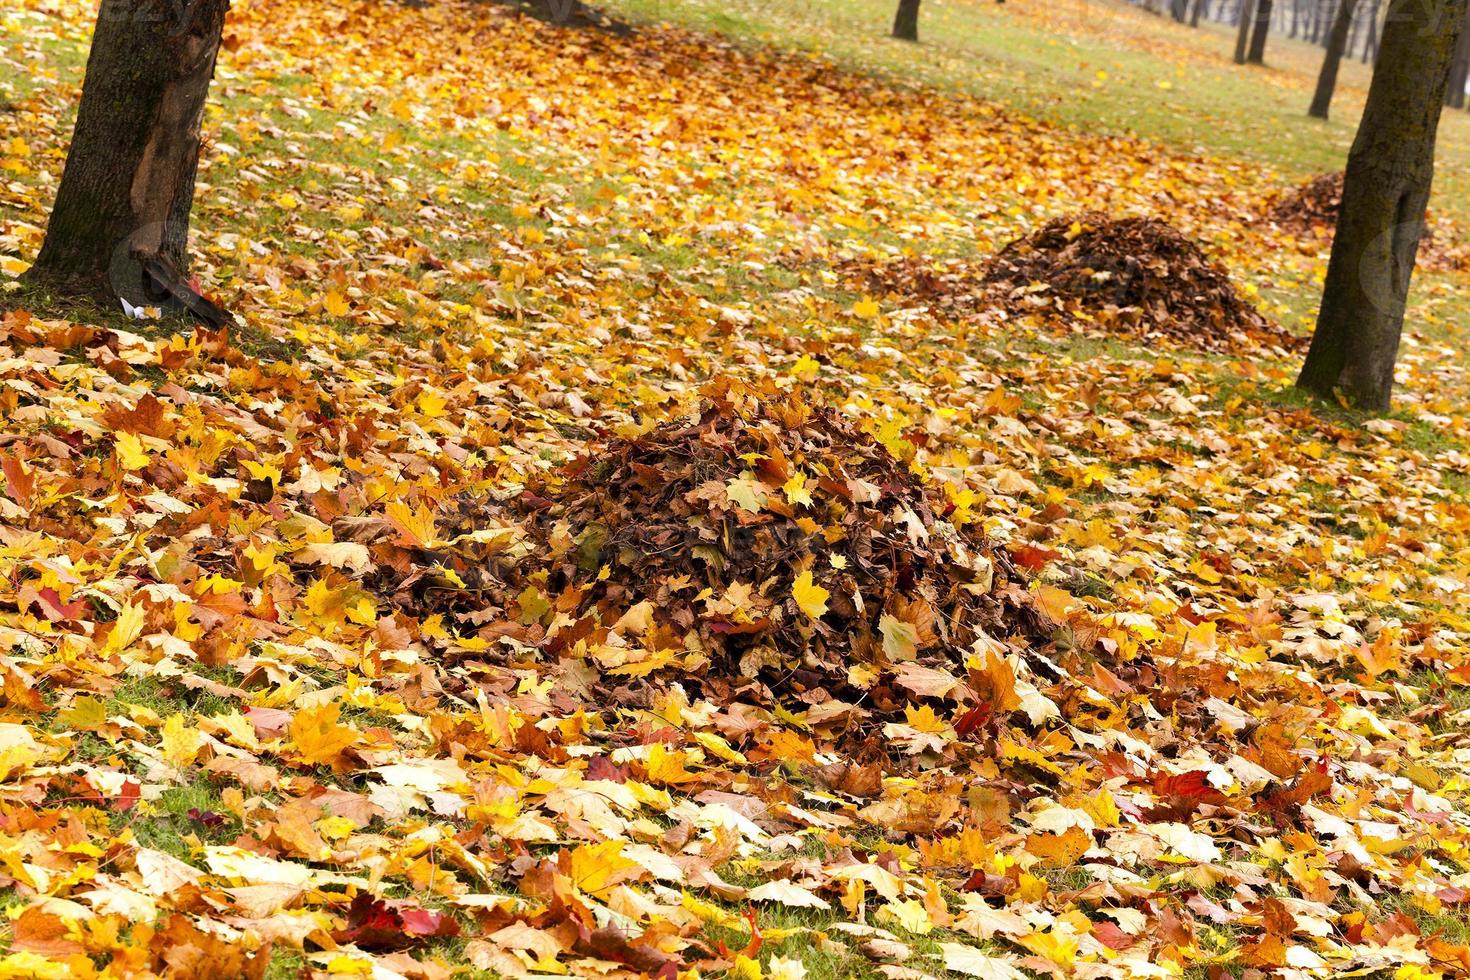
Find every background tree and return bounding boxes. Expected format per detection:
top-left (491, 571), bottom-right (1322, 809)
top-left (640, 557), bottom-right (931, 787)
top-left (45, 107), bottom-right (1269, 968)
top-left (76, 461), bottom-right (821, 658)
top-left (1307, 0), bottom-right (1357, 118)
top-left (1297, 0), bottom-right (1469, 409)
top-left (1234, 0), bottom-right (1256, 63)
top-left (1447, 11), bottom-right (1470, 109)
top-left (26, 0), bottom-right (230, 323)
top-left (1360, 0), bottom-right (1380, 61)
top-left (1247, 0), bottom-right (1272, 62)
top-left (893, 0), bottom-right (920, 40)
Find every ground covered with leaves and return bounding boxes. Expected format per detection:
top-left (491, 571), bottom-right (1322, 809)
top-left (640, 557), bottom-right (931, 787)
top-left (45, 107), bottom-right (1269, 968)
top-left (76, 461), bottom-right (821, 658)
top-left (6, 0), bottom-right (1470, 978)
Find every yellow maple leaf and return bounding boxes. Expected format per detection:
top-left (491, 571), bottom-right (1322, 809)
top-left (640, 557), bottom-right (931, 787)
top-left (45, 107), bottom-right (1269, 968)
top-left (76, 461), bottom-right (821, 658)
top-left (853, 297), bottom-right (881, 318)
top-left (289, 702), bottom-right (360, 767)
top-left (566, 840), bottom-right (641, 898)
top-left (645, 742), bottom-right (699, 784)
top-left (1016, 928), bottom-right (1079, 967)
top-left (114, 431), bottom-right (151, 471)
top-left (416, 388), bottom-right (448, 418)
top-left (323, 290), bottom-right (351, 317)
top-left (876, 897), bottom-right (934, 935)
top-left (792, 571), bottom-right (829, 620)
top-left (385, 500), bottom-right (439, 548)
top-left (783, 471), bottom-right (813, 508)
top-left (106, 603), bottom-right (147, 654)
top-left (161, 713), bottom-right (206, 768)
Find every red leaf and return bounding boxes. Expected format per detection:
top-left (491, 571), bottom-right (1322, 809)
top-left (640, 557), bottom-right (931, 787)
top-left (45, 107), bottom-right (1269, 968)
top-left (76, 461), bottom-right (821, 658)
top-left (399, 907), bottom-right (459, 938)
top-left (1092, 920), bottom-right (1137, 950)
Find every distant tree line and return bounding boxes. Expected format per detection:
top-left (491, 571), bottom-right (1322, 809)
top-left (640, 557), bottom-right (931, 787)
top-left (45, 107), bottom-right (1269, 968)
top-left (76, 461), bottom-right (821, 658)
top-left (1130, 0), bottom-right (1470, 117)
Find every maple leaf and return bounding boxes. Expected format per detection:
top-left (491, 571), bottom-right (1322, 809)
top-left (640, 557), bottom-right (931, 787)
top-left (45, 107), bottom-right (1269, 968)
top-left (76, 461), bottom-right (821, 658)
top-left (879, 613), bottom-right (919, 660)
top-left (565, 840), bottom-right (641, 898)
top-left (288, 703), bottom-right (360, 767)
top-left (792, 571), bottom-right (829, 620)
top-left (113, 431), bottom-right (151, 470)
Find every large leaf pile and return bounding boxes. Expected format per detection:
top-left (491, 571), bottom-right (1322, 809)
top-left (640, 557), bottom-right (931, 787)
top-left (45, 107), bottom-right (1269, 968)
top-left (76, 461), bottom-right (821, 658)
top-left (511, 379), bottom-right (1046, 749)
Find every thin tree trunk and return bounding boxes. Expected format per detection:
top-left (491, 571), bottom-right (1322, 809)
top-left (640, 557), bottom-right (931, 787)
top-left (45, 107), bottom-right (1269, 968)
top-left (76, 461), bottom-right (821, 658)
top-left (1247, 0), bottom-right (1273, 62)
top-left (1235, 0), bottom-right (1257, 62)
top-left (1448, 9), bottom-right (1470, 107)
top-left (1347, 1), bottom-right (1364, 59)
top-left (1317, 0), bottom-right (1340, 43)
top-left (1190, 0), bottom-right (1206, 26)
top-left (28, 0), bottom-right (229, 318)
top-left (892, 0), bottom-right (920, 40)
top-left (1361, 0), bottom-right (1379, 60)
top-left (1298, 0), bottom-right (1468, 410)
top-left (1308, 0), bottom-right (1357, 118)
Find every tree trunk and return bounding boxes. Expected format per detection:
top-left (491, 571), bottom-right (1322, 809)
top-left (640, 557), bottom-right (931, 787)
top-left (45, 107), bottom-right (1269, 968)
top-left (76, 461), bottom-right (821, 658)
top-left (1447, 9), bottom-right (1470, 108)
top-left (1190, 0), bottom-right (1206, 27)
top-left (1361, 0), bottom-right (1379, 61)
top-left (28, 0), bottom-right (229, 314)
top-left (1297, 0), bottom-right (1468, 410)
top-left (1308, 0), bottom-right (1357, 118)
top-left (1235, 0), bottom-right (1256, 62)
top-left (1247, 0), bottom-right (1273, 62)
top-left (892, 0), bottom-right (920, 40)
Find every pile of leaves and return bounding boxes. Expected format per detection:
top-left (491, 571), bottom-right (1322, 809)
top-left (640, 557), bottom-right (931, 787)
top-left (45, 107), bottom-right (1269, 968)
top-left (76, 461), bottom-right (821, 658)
top-left (1269, 171), bottom-right (1343, 231)
top-left (829, 254), bottom-right (992, 319)
top-left (982, 212), bottom-right (1298, 351)
top-left (1271, 172), bottom-right (1470, 272)
top-left (510, 379), bottom-right (1046, 746)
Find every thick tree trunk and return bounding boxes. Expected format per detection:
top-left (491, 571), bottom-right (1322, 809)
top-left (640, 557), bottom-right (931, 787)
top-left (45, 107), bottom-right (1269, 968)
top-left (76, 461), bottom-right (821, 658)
top-left (1308, 0), bottom-right (1357, 118)
top-left (1247, 0), bottom-right (1273, 62)
top-left (1235, 0), bottom-right (1256, 63)
top-left (1297, 0), bottom-right (1468, 410)
top-left (27, 0), bottom-right (229, 312)
top-left (892, 0), bottom-right (920, 40)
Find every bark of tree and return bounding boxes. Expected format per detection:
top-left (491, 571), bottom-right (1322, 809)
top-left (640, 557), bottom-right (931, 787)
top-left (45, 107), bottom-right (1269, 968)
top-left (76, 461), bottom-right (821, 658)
top-left (893, 0), bottom-right (920, 40)
top-left (1308, 0), bottom-right (1357, 118)
top-left (1247, 0), bottom-right (1273, 62)
top-left (1234, 0), bottom-right (1256, 62)
top-left (28, 0), bottom-right (229, 318)
top-left (1190, 0), bottom-right (1206, 27)
top-left (1297, 0), bottom-right (1468, 410)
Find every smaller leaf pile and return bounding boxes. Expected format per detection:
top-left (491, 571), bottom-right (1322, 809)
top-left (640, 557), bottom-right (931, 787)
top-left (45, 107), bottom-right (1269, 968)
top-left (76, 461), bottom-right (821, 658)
top-left (983, 212), bottom-right (1297, 351)
top-left (1269, 171), bottom-right (1344, 231)
top-left (515, 379), bottom-right (1044, 749)
top-left (831, 254), bottom-right (991, 319)
top-left (1271, 171), bottom-right (1470, 273)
